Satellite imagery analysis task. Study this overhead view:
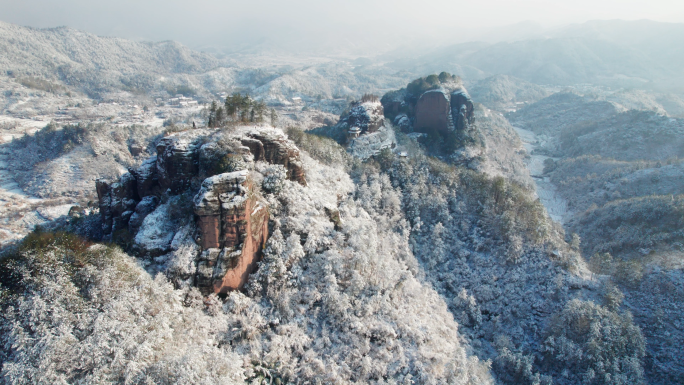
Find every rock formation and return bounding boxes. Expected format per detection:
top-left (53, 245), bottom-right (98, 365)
top-left (343, 100), bottom-right (386, 134)
top-left (96, 127), bottom-right (305, 293)
top-left (320, 98), bottom-right (396, 159)
top-left (193, 170), bottom-right (269, 293)
top-left (242, 131), bottom-right (307, 186)
top-left (451, 89), bottom-right (475, 131)
top-left (380, 74), bottom-right (475, 135)
top-left (413, 89), bottom-right (474, 134)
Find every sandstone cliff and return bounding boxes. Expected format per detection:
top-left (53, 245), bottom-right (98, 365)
top-left (96, 126), bottom-right (305, 293)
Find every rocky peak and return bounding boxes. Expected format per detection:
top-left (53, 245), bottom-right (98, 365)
top-left (315, 96), bottom-right (396, 159)
top-left (96, 126), bottom-right (305, 293)
top-left (343, 100), bottom-right (385, 134)
top-left (393, 86), bottom-right (474, 134)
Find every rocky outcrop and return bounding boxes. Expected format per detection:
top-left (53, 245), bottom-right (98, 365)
top-left (156, 135), bottom-right (200, 193)
top-left (451, 89), bottom-right (474, 131)
top-left (97, 127), bottom-right (306, 293)
top-left (413, 88), bottom-right (474, 134)
top-left (128, 196), bottom-right (159, 233)
top-left (380, 74), bottom-right (475, 136)
top-left (244, 132), bottom-right (307, 186)
top-left (320, 98), bottom-right (396, 158)
top-left (334, 100), bottom-right (386, 137)
top-left (96, 172), bottom-right (139, 236)
top-left (130, 157), bottom-right (159, 198)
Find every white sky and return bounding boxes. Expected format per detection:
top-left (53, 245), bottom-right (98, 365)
top-left (1, 0), bottom-right (683, 53)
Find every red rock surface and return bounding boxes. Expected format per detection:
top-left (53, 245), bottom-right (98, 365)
top-left (193, 171), bottom-right (270, 292)
top-left (98, 128), bottom-right (308, 292)
top-left (197, 215), bottom-right (221, 249)
top-left (214, 196), bottom-right (269, 293)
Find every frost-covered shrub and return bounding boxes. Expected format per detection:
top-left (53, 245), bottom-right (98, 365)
top-left (360, 152), bottom-right (587, 383)
top-left (570, 195), bottom-right (684, 257)
top-left (286, 126), bottom-right (352, 168)
top-left (494, 348), bottom-right (551, 385)
top-left (240, 154), bottom-right (494, 384)
top-left (0, 232), bottom-right (245, 384)
top-left (260, 164), bottom-right (287, 194)
top-left (542, 299), bottom-right (645, 385)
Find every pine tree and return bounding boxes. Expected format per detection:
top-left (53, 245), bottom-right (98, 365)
top-left (254, 101), bottom-right (267, 123)
top-left (270, 108), bottom-right (278, 127)
top-left (215, 107), bottom-right (225, 127)
top-left (208, 101), bottom-right (218, 128)
top-left (224, 94), bottom-right (237, 117)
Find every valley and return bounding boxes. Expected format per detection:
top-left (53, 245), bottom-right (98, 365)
top-left (0, 18), bottom-right (683, 385)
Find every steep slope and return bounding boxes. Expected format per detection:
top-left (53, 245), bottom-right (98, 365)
top-left (512, 89), bottom-right (684, 384)
top-left (1, 126), bottom-right (496, 384)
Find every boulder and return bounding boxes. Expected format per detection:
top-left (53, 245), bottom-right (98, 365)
top-left (393, 113), bottom-right (411, 131)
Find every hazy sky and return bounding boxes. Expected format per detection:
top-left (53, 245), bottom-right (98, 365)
top-left (1, 0), bottom-right (683, 54)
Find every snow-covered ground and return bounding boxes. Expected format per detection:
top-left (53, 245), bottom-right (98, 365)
top-left (513, 126), bottom-right (569, 223)
top-left (0, 100), bottom-right (206, 246)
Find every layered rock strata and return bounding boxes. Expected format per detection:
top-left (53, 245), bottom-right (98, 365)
top-left (194, 170), bottom-right (269, 293)
top-left (242, 132), bottom-right (306, 186)
top-left (96, 128), bottom-right (305, 293)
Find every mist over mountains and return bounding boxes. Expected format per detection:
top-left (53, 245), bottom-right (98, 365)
top-left (3, 18), bottom-right (684, 100)
top-left (2, 14), bottom-right (684, 385)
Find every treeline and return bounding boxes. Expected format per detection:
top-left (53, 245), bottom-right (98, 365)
top-left (207, 93), bottom-right (277, 128)
top-left (406, 71), bottom-right (461, 96)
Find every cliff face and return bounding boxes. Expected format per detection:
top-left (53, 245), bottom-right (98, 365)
top-left (194, 171), bottom-right (269, 292)
top-left (407, 88), bottom-right (474, 134)
top-left (380, 74), bottom-right (475, 135)
top-left (415, 90), bottom-right (452, 132)
top-left (96, 127), bottom-right (305, 293)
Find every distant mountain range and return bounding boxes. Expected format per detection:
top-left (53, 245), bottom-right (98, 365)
top-left (386, 20), bottom-right (684, 92)
top-left (2, 19), bottom-right (684, 100)
top-left (0, 21), bottom-right (224, 97)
